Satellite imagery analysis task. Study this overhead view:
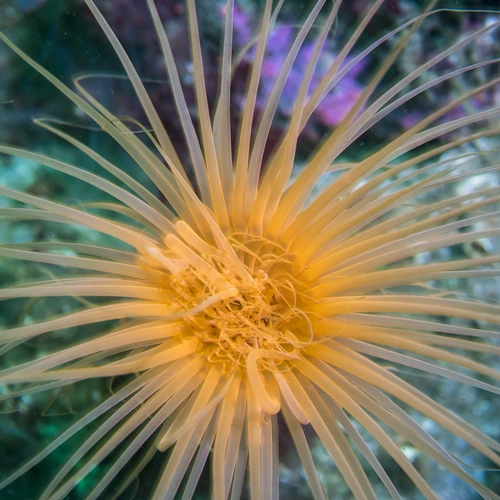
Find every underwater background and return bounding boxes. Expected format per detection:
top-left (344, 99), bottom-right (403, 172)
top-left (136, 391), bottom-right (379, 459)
top-left (1, 0), bottom-right (500, 498)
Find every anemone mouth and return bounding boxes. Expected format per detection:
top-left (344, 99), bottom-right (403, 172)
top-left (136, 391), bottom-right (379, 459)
top-left (142, 225), bottom-right (315, 374)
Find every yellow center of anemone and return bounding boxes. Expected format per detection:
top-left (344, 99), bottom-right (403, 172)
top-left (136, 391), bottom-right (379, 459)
top-left (141, 221), bottom-right (313, 416)
top-left (173, 247), bottom-right (311, 367)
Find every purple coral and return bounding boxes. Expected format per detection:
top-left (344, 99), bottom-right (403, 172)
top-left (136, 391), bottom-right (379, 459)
top-left (230, 11), bottom-right (367, 133)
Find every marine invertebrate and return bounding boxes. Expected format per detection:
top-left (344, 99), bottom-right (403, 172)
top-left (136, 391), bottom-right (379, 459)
top-left (0, 0), bottom-right (500, 499)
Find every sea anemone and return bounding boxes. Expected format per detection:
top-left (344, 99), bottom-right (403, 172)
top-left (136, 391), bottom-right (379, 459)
top-left (1, 0), bottom-right (500, 498)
